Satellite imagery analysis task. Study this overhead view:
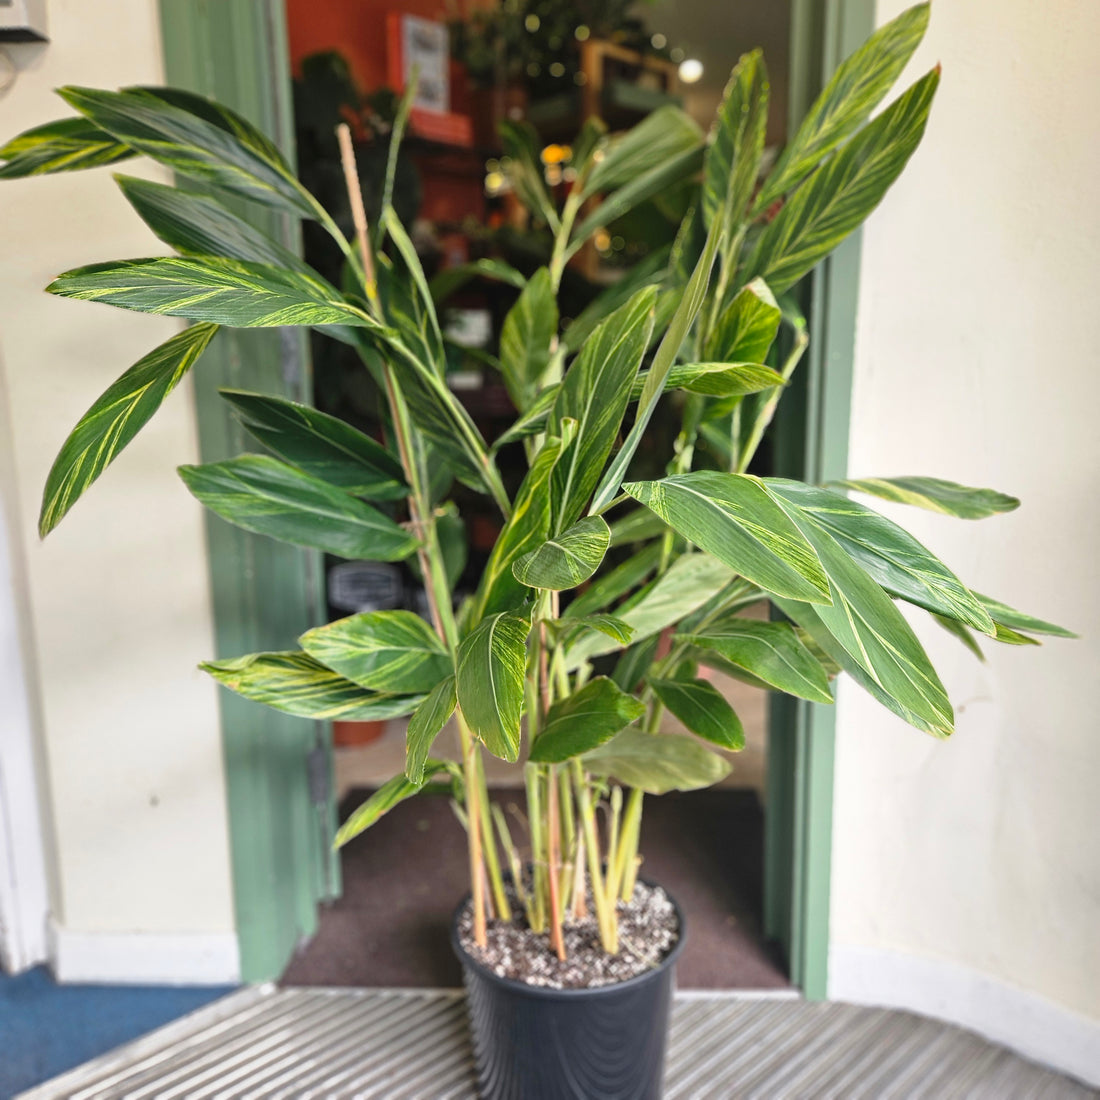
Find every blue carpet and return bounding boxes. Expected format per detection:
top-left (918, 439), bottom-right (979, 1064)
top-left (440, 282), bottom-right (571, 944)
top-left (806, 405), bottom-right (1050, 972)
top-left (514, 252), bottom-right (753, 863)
top-left (0, 966), bottom-right (235, 1099)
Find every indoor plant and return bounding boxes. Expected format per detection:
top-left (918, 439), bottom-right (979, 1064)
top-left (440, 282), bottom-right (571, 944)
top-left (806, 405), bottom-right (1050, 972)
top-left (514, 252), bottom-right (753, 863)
top-left (0, 4), bottom-right (1072, 1096)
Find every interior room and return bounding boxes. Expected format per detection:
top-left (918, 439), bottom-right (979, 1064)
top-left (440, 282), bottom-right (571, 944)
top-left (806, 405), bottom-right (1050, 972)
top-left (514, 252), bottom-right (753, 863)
top-left (0, 0), bottom-right (1097, 1096)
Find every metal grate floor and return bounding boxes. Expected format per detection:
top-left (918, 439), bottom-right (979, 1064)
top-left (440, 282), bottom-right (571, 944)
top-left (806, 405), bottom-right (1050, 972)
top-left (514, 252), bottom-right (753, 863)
top-left (17, 985), bottom-right (1097, 1099)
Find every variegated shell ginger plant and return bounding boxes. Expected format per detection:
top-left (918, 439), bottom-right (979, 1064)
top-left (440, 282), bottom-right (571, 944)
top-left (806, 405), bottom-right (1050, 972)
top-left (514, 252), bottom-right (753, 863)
top-left (1, 2), bottom-right (1072, 960)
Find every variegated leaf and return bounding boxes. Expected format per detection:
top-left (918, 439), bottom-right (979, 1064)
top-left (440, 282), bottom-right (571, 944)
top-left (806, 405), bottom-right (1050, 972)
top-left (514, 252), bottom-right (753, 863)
top-left (755, 3), bottom-right (930, 211)
top-left (631, 361), bottom-right (784, 400)
top-left (220, 389), bottom-right (407, 500)
top-left (529, 677), bottom-right (645, 764)
top-left (0, 117), bottom-right (134, 178)
top-left (456, 611), bottom-right (530, 762)
top-left (178, 455), bottom-right (418, 561)
top-left (703, 278), bottom-right (782, 364)
top-left (201, 650), bottom-right (425, 722)
top-left (770, 508), bottom-right (954, 736)
top-left (499, 267), bottom-right (557, 412)
top-left (115, 175), bottom-right (309, 271)
top-left (405, 677), bottom-right (457, 784)
top-left (767, 478), bottom-right (994, 634)
top-left (48, 256), bottom-right (374, 328)
top-left (974, 593), bottom-right (1076, 640)
top-left (623, 472), bottom-right (831, 603)
top-left (678, 619), bottom-right (833, 704)
top-left (649, 676), bottom-right (745, 750)
top-left (743, 68), bottom-right (939, 295)
top-left (829, 476), bottom-right (1020, 519)
top-left (39, 322), bottom-right (218, 537)
top-left (563, 543), bottom-right (663, 620)
top-left (59, 85), bottom-right (316, 217)
top-left (40, 321), bottom-right (217, 536)
top-left (583, 730), bottom-right (731, 794)
top-left (704, 50), bottom-right (769, 233)
top-left (300, 611), bottom-right (452, 695)
top-left (336, 761), bottom-right (453, 848)
top-left (551, 287), bottom-right (657, 530)
top-left (513, 515), bottom-right (611, 591)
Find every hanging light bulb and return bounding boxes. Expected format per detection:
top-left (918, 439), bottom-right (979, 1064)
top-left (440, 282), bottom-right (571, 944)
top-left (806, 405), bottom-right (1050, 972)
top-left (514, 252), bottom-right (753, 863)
top-left (678, 58), bottom-right (704, 84)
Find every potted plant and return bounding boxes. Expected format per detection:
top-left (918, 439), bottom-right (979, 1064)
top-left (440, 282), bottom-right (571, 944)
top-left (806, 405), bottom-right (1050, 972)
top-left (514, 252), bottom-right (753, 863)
top-left (0, 5), bottom-right (1072, 1096)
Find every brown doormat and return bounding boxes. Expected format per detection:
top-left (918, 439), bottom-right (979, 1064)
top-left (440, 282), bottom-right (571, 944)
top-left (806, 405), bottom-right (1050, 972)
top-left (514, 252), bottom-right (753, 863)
top-left (281, 788), bottom-right (789, 991)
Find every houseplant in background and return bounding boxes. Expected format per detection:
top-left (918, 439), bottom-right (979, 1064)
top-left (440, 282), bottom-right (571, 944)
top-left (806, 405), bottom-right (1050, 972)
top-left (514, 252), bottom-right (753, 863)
top-left (0, 4), bottom-right (1073, 1095)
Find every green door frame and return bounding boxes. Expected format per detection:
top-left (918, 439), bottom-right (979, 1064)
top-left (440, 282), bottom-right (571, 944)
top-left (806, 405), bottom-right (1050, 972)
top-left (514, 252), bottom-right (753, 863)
top-left (157, 0), bottom-right (873, 993)
top-left (158, 0), bottom-right (338, 983)
top-left (764, 0), bottom-right (875, 1000)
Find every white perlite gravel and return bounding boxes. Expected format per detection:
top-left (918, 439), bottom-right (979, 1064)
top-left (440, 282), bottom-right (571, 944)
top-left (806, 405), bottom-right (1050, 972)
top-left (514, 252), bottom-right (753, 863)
top-left (457, 881), bottom-right (679, 989)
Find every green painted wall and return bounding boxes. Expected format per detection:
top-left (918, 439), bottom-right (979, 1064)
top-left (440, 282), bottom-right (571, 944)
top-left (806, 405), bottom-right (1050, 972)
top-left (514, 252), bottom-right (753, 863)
top-left (158, 0), bottom-right (338, 982)
top-left (765, 0), bottom-right (874, 1001)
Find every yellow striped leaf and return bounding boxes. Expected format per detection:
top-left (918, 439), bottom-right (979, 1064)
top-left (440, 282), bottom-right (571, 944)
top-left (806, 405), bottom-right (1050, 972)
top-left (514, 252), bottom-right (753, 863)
top-left (201, 650), bottom-right (426, 722)
top-left (513, 516), bottom-right (611, 591)
top-left (829, 476), bottom-right (1020, 519)
top-left (0, 117), bottom-right (133, 178)
top-left (39, 322), bottom-right (217, 536)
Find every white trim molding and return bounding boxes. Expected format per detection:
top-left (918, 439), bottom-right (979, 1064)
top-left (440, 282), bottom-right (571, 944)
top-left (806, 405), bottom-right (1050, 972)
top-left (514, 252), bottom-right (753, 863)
top-left (48, 920), bottom-right (241, 985)
top-left (829, 943), bottom-right (1100, 1088)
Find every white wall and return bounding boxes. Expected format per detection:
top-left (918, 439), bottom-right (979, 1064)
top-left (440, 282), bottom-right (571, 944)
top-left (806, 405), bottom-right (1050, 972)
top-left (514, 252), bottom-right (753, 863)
top-left (829, 0), bottom-right (1100, 1084)
top-left (0, 0), bottom-right (237, 979)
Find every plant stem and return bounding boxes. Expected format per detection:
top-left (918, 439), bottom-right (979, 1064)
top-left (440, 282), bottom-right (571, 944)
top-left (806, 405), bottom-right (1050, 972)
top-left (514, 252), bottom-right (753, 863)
top-left (571, 759), bottom-right (617, 954)
top-left (616, 787), bottom-right (645, 902)
top-left (736, 326), bottom-right (809, 473)
top-left (525, 763), bottom-right (546, 933)
top-left (476, 752), bottom-right (509, 921)
top-left (546, 764), bottom-right (566, 960)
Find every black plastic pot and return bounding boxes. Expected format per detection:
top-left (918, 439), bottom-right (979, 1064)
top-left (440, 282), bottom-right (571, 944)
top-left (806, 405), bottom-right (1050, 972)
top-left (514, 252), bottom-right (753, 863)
top-left (451, 887), bottom-right (686, 1100)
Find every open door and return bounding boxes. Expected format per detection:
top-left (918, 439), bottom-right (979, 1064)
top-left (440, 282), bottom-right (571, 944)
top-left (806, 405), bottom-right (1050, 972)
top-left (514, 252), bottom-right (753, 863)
top-left (158, 0), bottom-right (339, 982)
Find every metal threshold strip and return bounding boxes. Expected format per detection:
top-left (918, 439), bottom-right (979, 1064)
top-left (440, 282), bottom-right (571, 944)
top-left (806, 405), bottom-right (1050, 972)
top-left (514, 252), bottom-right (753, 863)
top-left (18, 985), bottom-right (1095, 1099)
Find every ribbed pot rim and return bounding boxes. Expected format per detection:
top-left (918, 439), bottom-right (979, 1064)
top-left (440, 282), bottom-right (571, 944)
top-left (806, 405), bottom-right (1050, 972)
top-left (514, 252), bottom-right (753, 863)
top-left (450, 878), bottom-right (686, 1001)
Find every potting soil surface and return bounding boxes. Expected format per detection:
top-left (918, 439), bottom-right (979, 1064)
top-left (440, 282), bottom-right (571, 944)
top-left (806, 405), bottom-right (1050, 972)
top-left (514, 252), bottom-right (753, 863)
top-left (280, 787), bottom-right (789, 990)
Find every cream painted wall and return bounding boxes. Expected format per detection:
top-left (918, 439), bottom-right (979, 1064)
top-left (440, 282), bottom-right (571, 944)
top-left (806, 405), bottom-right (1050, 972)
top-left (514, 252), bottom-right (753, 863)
top-left (831, 0), bottom-right (1100, 1047)
top-left (0, 0), bottom-right (235, 941)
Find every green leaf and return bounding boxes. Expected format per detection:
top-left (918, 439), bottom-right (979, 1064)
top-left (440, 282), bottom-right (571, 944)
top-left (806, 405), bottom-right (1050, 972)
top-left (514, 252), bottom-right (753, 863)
top-left (372, 330), bottom-right (502, 502)
top-left (632, 361), bottom-right (784, 400)
top-left (529, 678), bottom-right (646, 764)
top-left (381, 208), bottom-right (445, 368)
top-left (48, 256), bottom-right (373, 328)
top-left (491, 384), bottom-right (560, 453)
top-left (39, 322), bottom-right (217, 537)
top-left (564, 543), bottom-right (663, 620)
top-left (649, 677), bottom-right (745, 750)
top-left (0, 117), bottom-right (134, 178)
top-left (405, 677), bottom-right (457, 784)
top-left (59, 85), bottom-right (315, 217)
top-left (566, 552), bottom-right (735, 668)
top-left (704, 278), bottom-right (782, 363)
top-left (583, 730), bottom-right (731, 794)
top-left (513, 515), bottom-right (611, 591)
top-left (178, 454), bottom-right (418, 561)
top-left (115, 175), bottom-right (308, 271)
top-left (583, 106), bottom-right (704, 197)
top-left (933, 614), bottom-right (985, 661)
top-left (201, 650), bottom-right (425, 721)
top-left (755, 3), bottom-right (930, 211)
top-left (456, 611), bottom-right (530, 762)
top-left (973, 593), bottom-right (1076, 639)
top-left (678, 619), bottom-right (833, 704)
top-left (589, 214), bottom-right (722, 515)
top-left (220, 389), bottom-right (406, 500)
top-left (561, 246), bottom-right (670, 353)
top-left (743, 68), bottom-right (940, 295)
top-left (704, 50), bottom-right (769, 233)
top-left (773, 596), bottom-right (947, 737)
top-left (829, 476), bottom-right (1021, 519)
top-left (499, 267), bottom-right (558, 412)
top-left (551, 287), bottom-right (657, 530)
top-left (472, 436), bottom-right (563, 623)
top-left (990, 622), bottom-right (1040, 647)
top-left (611, 636), bottom-right (661, 693)
top-left (623, 472), bottom-right (831, 603)
top-left (766, 479), bottom-right (995, 634)
top-left (608, 509), bottom-right (668, 547)
top-left (500, 119), bottom-right (559, 229)
top-left (571, 145), bottom-right (704, 248)
top-left (300, 611), bottom-right (452, 695)
top-left (429, 258), bottom-right (527, 303)
top-left (335, 761), bottom-right (452, 848)
top-left (771, 511), bottom-right (954, 736)
top-left (558, 614), bottom-right (635, 649)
